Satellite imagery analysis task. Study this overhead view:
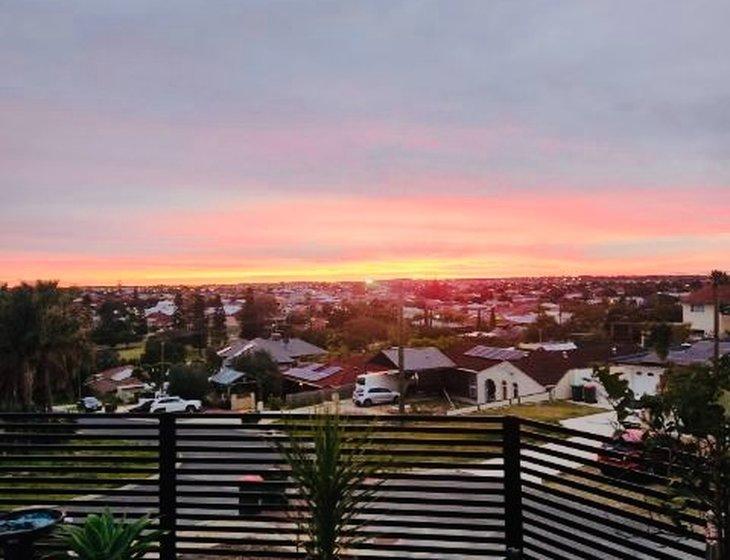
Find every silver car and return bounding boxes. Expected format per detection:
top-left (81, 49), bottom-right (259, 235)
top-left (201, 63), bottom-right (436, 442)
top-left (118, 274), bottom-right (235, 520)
top-left (353, 387), bottom-right (399, 407)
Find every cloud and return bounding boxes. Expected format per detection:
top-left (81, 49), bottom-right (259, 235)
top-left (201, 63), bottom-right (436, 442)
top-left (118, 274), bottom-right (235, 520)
top-left (1, 1), bottom-right (729, 283)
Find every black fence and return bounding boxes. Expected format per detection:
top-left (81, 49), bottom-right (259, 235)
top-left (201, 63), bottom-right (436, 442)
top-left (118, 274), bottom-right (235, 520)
top-left (0, 412), bottom-right (706, 559)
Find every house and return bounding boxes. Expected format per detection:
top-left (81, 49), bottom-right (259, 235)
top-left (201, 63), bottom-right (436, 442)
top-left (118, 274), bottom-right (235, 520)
top-left (444, 342), bottom-right (637, 405)
top-left (366, 346), bottom-right (456, 395)
top-left (282, 357), bottom-right (366, 392)
top-left (217, 334), bottom-right (327, 369)
top-left (681, 284), bottom-right (730, 337)
top-left (85, 365), bottom-right (148, 402)
top-left (610, 340), bottom-right (730, 398)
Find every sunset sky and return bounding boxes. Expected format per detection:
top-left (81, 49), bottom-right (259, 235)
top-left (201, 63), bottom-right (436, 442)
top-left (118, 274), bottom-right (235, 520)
top-left (2, 1), bottom-right (729, 285)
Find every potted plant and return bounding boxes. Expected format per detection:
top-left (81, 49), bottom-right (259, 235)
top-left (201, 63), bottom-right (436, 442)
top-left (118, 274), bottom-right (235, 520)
top-left (278, 413), bottom-right (387, 560)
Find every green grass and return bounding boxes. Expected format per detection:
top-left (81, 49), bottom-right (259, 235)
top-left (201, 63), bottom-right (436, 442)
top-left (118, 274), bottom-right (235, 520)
top-left (478, 400), bottom-right (605, 424)
top-left (117, 342), bottom-right (145, 362)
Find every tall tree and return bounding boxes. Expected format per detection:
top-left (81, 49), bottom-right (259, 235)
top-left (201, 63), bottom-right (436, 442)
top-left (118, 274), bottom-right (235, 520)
top-left (209, 295), bottom-right (228, 348)
top-left (238, 287), bottom-right (266, 339)
top-left (190, 292), bottom-right (208, 354)
top-left (0, 282), bottom-right (90, 410)
top-left (172, 291), bottom-right (186, 331)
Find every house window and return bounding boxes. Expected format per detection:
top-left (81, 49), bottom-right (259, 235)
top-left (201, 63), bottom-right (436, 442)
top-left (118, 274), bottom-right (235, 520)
top-left (468, 378), bottom-right (477, 400)
top-left (513, 383), bottom-right (519, 398)
top-left (690, 304), bottom-right (705, 312)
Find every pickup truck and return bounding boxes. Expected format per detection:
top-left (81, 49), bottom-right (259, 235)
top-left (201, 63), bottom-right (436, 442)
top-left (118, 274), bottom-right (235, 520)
top-left (147, 396), bottom-right (202, 413)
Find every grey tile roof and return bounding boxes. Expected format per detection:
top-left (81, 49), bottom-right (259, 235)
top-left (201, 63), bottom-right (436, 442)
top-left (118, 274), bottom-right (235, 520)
top-left (379, 347), bottom-right (455, 371)
top-left (217, 337), bottom-right (327, 364)
top-left (210, 366), bottom-right (246, 386)
top-left (614, 340), bottom-right (730, 366)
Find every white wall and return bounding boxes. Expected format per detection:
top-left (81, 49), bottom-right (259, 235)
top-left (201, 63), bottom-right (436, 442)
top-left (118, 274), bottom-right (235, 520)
top-left (474, 361), bottom-right (544, 404)
top-left (610, 364), bottom-right (665, 398)
top-left (682, 302), bottom-right (716, 335)
top-left (552, 367), bottom-right (594, 400)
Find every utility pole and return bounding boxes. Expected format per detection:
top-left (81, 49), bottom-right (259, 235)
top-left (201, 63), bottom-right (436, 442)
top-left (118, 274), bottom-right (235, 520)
top-left (710, 270), bottom-right (728, 373)
top-left (397, 281), bottom-right (406, 414)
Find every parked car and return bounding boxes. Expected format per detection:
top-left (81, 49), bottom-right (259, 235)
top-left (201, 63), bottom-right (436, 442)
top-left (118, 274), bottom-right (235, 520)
top-left (597, 428), bottom-right (667, 479)
top-left (77, 396), bottom-right (102, 412)
top-left (148, 396), bottom-right (202, 413)
top-left (129, 400), bottom-right (153, 413)
top-left (353, 386), bottom-right (399, 407)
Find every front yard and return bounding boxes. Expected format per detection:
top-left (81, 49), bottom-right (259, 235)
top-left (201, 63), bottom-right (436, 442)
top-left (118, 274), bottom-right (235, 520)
top-left (478, 400), bottom-right (606, 424)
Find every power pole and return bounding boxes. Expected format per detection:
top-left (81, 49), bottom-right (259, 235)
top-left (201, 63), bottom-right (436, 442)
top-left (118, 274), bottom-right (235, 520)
top-left (710, 270), bottom-right (728, 373)
top-left (397, 282), bottom-right (406, 414)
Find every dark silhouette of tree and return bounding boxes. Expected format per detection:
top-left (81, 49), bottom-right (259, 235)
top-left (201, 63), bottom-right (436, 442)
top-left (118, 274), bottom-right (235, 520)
top-left (190, 292), bottom-right (208, 354)
top-left (209, 294), bottom-right (228, 348)
top-left (0, 282), bottom-right (91, 410)
top-left (231, 349), bottom-right (281, 400)
top-left (172, 291), bottom-right (186, 331)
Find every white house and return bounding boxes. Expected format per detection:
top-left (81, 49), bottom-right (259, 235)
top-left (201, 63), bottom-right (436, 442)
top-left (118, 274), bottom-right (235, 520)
top-left (681, 284), bottom-right (730, 337)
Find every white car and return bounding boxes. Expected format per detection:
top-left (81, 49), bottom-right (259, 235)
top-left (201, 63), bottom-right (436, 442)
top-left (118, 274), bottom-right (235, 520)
top-left (353, 387), bottom-right (400, 407)
top-left (148, 396), bottom-right (202, 413)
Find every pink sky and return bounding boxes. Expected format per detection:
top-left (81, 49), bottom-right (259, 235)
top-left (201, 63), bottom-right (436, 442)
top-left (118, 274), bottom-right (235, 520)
top-left (3, 189), bottom-right (728, 285)
top-left (2, 3), bottom-right (729, 285)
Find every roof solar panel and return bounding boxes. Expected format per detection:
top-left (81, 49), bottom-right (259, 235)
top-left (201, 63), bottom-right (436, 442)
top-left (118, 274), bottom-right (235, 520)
top-left (464, 345), bottom-right (527, 361)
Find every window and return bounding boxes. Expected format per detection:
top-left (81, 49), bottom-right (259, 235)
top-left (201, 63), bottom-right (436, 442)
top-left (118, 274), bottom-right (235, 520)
top-left (513, 383), bottom-right (519, 399)
top-left (468, 378), bottom-right (477, 400)
top-left (501, 381), bottom-right (508, 401)
top-left (690, 304), bottom-right (705, 312)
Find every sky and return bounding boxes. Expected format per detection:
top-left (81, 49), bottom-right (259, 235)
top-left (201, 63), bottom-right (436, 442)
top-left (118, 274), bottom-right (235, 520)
top-left (2, 1), bottom-right (729, 285)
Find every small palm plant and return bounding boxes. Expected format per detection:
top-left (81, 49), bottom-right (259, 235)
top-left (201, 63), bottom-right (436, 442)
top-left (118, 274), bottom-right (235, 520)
top-left (278, 413), bottom-right (387, 560)
top-left (48, 510), bottom-right (160, 560)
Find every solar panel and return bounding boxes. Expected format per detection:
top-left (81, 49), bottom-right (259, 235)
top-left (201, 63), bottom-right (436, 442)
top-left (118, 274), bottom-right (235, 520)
top-left (286, 364), bottom-right (341, 383)
top-left (464, 345), bottom-right (527, 361)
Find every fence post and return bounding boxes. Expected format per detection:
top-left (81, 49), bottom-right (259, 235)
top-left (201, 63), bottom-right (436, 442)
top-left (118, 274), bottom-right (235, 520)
top-left (159, 413), bottom-right (176, 560)
top-left (503, 415), bottom-right (523, 559)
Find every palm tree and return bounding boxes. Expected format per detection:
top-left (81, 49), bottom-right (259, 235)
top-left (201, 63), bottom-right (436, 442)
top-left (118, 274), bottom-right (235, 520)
top-left (0, 282), bottom-right (91, 410)
top-left (710, 270), bottom-right (729, 372)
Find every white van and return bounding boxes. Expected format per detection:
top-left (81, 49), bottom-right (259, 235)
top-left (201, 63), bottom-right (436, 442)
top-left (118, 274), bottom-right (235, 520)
top-left (353, 371), bottom-right (401, 407)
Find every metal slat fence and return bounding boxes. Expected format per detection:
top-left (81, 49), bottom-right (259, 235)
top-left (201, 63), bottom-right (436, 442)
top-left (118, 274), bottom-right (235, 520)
top-left (0, 413), bottom-right (706, 559)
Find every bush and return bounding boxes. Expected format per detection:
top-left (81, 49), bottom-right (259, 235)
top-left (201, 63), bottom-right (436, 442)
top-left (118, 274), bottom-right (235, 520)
top-left (168, 362), bottom-right (211, 400)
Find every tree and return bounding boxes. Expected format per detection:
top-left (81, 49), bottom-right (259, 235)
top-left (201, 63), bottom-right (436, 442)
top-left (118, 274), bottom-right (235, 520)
top-left (140, 336), bottom-right (186, 368)
top-left (190, 292), bottom-right (208, 354)
top-left (0, 282), bottom-right (91, 410)
top-left (489, 307), bottom-right (497, 331)
top-left (172, 291), bottom-right (186, 331)
top-left (168, 362), bottom-right (211, 400)
top-left (231, 349), bottom-right (281, 401)
top-left (596, 358), bottom-right (730, 558)
top-left (340, 317), bottom-right (388, 351)
top-left (646, 322), bottom-right (673, 361)
top-left (209, 295), bottom-right (228, 348)
top-left (92, 298), bottom-right (142, 347)
top-left (237, 288), bottom-right (277, 339)
top-left (523, 312), bottom-right (566, 343)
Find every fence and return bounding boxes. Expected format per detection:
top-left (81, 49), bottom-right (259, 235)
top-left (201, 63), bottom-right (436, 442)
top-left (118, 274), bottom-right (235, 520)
top-left (0, 413), bottom-right (707, 560)
top-left (284, 383), bottom-right (355, 408)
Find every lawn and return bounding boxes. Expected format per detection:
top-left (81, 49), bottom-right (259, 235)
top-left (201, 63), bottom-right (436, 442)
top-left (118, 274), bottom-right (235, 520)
top-left (116, 342), bottom-right (145, 362)
top-left (478, 400), bottom-right (605, 424)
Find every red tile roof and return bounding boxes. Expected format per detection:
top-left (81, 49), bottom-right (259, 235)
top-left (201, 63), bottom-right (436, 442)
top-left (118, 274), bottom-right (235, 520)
top-left (682, 284), bottom-right (730, 305)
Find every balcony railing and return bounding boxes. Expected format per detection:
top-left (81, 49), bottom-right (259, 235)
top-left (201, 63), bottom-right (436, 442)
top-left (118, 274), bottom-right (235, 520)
top-left (0, 412), bottom-right (706, 559)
